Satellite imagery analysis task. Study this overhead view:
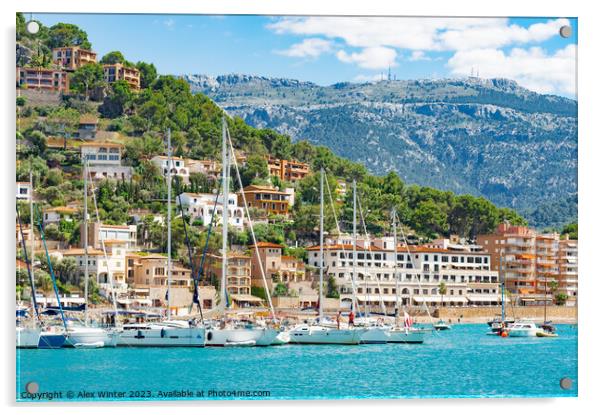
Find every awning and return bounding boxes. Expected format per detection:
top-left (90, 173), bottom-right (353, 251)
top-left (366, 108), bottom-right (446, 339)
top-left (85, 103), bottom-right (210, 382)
top-left (230, 294), bottom-right (264, 303)
top-left (466, 294), bottom-right (507, 302)
top-left (412, 295), bottom-right (468, 303)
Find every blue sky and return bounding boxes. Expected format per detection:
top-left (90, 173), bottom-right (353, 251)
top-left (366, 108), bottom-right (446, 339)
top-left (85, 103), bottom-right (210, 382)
top-left (30, 14), bottom-right (577, 96)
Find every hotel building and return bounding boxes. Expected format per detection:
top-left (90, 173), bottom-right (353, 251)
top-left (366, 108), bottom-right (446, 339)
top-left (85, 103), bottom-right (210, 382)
top-left (52, 46), bottom-right (97, 71)
top-left (17, 67), bottom-right (69, 92)
top-left (177, 192), bottom-right (244, 230)
top-left (103, 63), bottom-right (140, 90)
top-left (80, 222), bottom-right (137, 251)
top-left (80, 142), bottom-right (132, 181)
top-left (238, 185), bottom-right (292, 216)
top-left (476, 223), bottom-right (578, 306)
top-left (204, 253), bottom-right (265, 308)
top-left (306, 236), bottom-right (501, 310)
top-left (248, 242), bottom-right (308, 291)
top-left (266, 156), bottom-right (310, 183)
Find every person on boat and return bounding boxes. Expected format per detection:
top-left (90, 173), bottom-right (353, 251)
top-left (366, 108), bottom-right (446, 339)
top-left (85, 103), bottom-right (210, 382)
top-left (336, 311), bottom-right (341, 330)
top-left (348, 310), bottom-right (355, 327)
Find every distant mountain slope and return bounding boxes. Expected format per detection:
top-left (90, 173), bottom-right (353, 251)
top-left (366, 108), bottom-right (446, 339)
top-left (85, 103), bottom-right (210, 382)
top-left (184, 74), bottom-right (578, 228)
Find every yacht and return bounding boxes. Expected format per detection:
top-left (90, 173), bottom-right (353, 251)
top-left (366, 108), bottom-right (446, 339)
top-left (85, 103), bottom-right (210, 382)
top-left (205, 320), bottom-right (278, 347)
top-left (388, 326), bottom-right (427, 343)
top-left (506, 320), bottom-right (542, 337)
top-left (433, 320), bottom-right (451, 331)
top-left (64, 323), bottom-right (118, 348)
top-left (117, 320), bottom-right (205, 347)
top-left (288, 324), bottom-right (366, 345)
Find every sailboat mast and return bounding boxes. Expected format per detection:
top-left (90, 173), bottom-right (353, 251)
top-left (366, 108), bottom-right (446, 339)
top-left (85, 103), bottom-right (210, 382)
top-left (352, 180), bottom-right (357, 313)
top-left (318, 168), bottom-right (324, 321)
top-left (393, 209), bottom-right (399, 325)
top-left (83, 160), bottom-right (89, 325)
top-left (500, 249), bottom-right (505, 322)
top-left (167, 128), bottom-right (172, 319)
top-left (29, 166), bottom-right (35, 277)
top-left (221, 117), bottom-right (229, 312)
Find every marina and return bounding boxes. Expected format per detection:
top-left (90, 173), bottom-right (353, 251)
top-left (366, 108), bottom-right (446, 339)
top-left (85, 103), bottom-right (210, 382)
top-left (17, 323), bottom-right (578, 401)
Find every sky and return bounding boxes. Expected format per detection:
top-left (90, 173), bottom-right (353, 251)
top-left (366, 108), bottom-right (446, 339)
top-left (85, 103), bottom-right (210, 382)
top-left (28, 13), bottom-right (578, 97)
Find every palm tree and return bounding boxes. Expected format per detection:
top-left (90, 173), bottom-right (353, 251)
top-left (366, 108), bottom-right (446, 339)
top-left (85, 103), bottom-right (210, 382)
top-left (438, 281), bottom-right (447, 307)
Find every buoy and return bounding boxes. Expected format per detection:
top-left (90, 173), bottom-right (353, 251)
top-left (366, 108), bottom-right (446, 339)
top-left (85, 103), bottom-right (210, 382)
top-left (501, 331), bottom-right (508, 338)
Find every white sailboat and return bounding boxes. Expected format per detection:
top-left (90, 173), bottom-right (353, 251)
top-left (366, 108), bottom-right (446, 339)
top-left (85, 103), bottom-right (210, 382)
top-left (205, 118), bottom-right (278, 347)
top-left (289, 169), bottom-right (366, 345)
top-left (116, 129), bottom-right (205, 347)
top-left (63, 160), bottom-right (117, 348)
top-left (387, 209), bottom-right (426, 344)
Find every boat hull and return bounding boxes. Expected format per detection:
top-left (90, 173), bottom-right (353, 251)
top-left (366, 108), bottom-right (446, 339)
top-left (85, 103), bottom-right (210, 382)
top-left (38, 332), bottom-right (67, 349)
top-left (273, 330), bottom-right (290, 345)
top-left (65, 328), bottom-right (118, 348)
top-left (16, 327), bottom-right (41, 348)
top-left (289, 326), bottom-right (365, 345)
top-left (360, 327), bottom-right (390, 344)
top-left (205, 328), bottom-right (273, 347)
top-left (388, 329), bottom-right (426, 343)
top-left (117, 327), bottom-right (205, 347)
top-left (507, 328), bottom-right (540, 337)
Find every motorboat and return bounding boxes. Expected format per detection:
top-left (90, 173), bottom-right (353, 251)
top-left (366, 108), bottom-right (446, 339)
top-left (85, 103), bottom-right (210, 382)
top-left (288, 324), bottom-right (366, 345)
top-left (506, 320), bottom-right (542, 337)
top-left (116, 320), bottom-right (205, 347)
top-left (205, 320), bottom-right (278, 347)
top-left (433, 320), bottom-right (451, 331)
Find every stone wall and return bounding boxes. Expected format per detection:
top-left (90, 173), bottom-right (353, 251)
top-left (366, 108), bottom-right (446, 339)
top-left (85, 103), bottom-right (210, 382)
top-left (437, 306), bottom-right (577, 322)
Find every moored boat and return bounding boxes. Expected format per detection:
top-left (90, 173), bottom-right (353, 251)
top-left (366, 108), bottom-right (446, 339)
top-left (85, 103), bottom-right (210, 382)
top-left (117, 320), bottom-right (205, 347)
top-left (388, 327), bottom-right (427, 343)
top-left (16, 326), bottom-right (41, 349)
top-left (433, 320), bottom-right (451, 331)
top-left (288, 324), bottom-right (366, 345)
top-left (506, 320), bottom-right (542, 337)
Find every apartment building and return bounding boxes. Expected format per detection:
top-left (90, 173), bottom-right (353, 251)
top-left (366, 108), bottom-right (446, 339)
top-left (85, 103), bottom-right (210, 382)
top-left (151, 156), bottom-right (190, 183)
top-left (103, 63), bottom-right (140, 90)
top-left (43, 206), bottom-right (77, 226)
top-left (266, 156), bottom-right (310, 183)
top-left (80, 222), bottom-right (137, 251)
top-left (306, 236), bottom-right (501, 310)
top-left (476, 223), bottom-right (578, 305)
top-left (178, 192), bottom-right (244, 230)
top-left (16, 182), bottom-right (32, 201)
top-left (80, 142), bottom-right (132, 181)
top-left (238, 185), bottom-right (291, 216)
top-left (204, 253), bottom-right (265, 308)
top-left (78, 114), bottom-right (98, 139)
top-left (557, 237), bottom-right (578, 306)
top-left (52, 46), bottom-right (97, 71)
top-left (248, 242), bottom-right (307, 291)
top-left (17, 67), bottom-right (69, 92)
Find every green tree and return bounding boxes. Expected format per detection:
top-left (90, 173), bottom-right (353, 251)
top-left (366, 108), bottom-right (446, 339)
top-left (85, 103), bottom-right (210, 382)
top-left (99, 80), bottom-right (133, 118)
top-left (554, 293), bottom-right (568, 306)
top-left (70, 63), bottom-right (105, 99)
top-left (438, 282), bottom-right (447, 306)
top-left (100, 51), bottom-right (127, 65)
top-left (46, 23), bottom-right (92, 50)
top-left (273, 282), bottom-right (289, 297)
top-left (561, 222), bottom-right (578, 240)
top-left (136, 61), bottom-right (158, 89)
top-left (326, 275), bottom-right (340, 299)
top-left (240, 154), bottom-right (269, 187)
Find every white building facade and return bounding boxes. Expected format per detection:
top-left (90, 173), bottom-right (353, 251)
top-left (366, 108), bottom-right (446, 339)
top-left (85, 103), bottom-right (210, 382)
top-left (178, 192), bottom-right (244, 230)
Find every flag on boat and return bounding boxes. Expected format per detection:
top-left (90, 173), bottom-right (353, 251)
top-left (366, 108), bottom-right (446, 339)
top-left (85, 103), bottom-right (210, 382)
top-left (404, 311), bottom-right (413, 328)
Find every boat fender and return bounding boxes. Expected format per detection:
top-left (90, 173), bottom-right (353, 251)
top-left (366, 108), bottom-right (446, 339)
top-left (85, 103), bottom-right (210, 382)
top-left (161, 328), bottom-right (166, 338)
top-left (207, 331), bottom-right (213, 341)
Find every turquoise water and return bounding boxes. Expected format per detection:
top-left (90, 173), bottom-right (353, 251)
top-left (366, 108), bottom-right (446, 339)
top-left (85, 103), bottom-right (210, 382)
top-left (16, 324), bottom-right (577, 401)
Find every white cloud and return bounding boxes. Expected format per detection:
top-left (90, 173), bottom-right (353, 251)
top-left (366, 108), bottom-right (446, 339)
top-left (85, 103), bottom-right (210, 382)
top-left (163, 18), bottom-right (175, 30)
top-left (267, 17), bottom-right (568, 52)
top-left (409, 51), bottom-right (431, 61)
top-left (275, 38), bottom-right (333, 58)
top-left (447, 45), bottom-right (576, 95)
top-left (336, 46), bottom-right (397, 69)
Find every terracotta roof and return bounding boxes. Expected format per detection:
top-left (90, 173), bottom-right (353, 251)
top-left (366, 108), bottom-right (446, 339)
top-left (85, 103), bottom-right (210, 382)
top-left (79, 142), bottom-right (123, 149)
top-left (79, 114), bottom-right (98, 124)
top-left (46, 206), bottom-right (77, 214)
top-left (305, 244), bottom-right (489, 255)
top-left (249, 242), bottom-right (283, 249)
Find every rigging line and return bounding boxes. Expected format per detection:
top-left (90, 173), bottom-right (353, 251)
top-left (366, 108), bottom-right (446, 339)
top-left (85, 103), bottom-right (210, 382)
top-left (324, 175), bottom-right (359, 313)
top-left (176, 194), bottom-right (203, 322)
top-left (16, 205), bottom-right (41, 322)
top-left (194, 186), bottom-right (222, 310)
top-left (225, 126), bottom-right (277, 322)
top-left (355, 194), bottom-right (387, 316)
top-left (33, 204), bottom-right (68, 332)
top-left (86, 161), bottom-right (119, 324)
top-left (394, 213), bottom-right (439, 333)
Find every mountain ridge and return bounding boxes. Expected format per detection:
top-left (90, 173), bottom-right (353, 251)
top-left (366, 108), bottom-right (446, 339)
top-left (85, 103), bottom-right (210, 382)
top-left (184, 73), bottom-right (577, 228)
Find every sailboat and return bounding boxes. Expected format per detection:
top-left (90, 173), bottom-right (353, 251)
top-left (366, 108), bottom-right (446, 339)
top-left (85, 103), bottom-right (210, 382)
top-left (16, 198), bottom-right (41, 349)
top-left (64, 160), bottom-right (117, 348)
top-left (116, 129), bottom-right (205, 347)
top-left (387, 209), bottom-right (426, 344)
top-left (288, 169), bottom-right (366, 345)
top-left (205, 117), bottom-right (278, 347)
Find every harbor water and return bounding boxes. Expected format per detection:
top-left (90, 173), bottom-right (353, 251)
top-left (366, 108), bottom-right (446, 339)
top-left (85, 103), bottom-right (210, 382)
top-left (16, 324), bottom-right (578, 401)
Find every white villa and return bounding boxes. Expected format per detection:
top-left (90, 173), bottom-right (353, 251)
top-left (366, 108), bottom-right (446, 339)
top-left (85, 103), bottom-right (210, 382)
top-left (178, 192), bottom-right (244, 230)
